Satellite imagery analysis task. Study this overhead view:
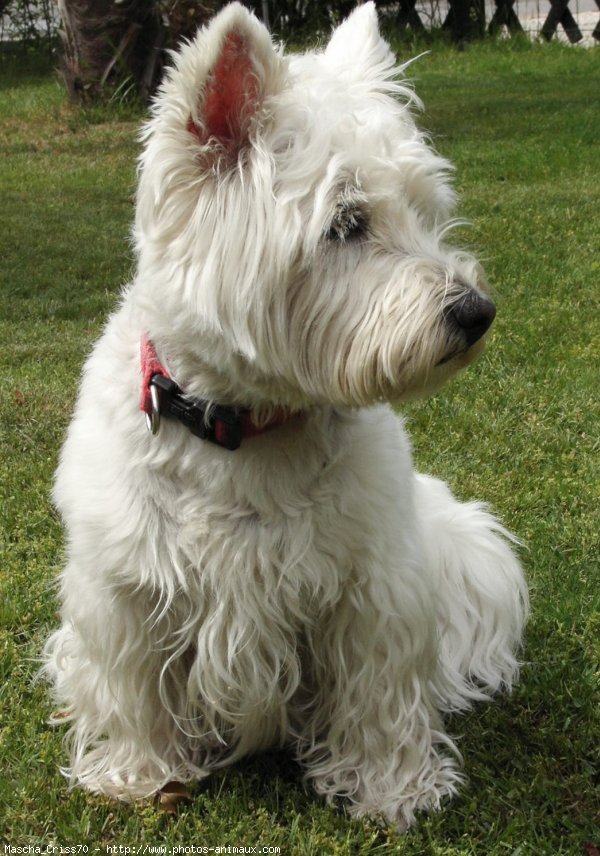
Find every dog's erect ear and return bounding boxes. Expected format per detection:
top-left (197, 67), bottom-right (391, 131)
top-left (186, 3), bottom-right (280, 160)
top-left (325, 2), bottom-right (394, 81)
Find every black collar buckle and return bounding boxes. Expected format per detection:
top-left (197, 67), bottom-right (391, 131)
top-left (148, 374), bottom-right (243, 451)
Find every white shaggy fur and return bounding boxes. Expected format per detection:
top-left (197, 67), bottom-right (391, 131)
top-left (44, 2), bottom-right (528, 830)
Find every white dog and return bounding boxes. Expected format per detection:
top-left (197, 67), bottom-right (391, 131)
top-left (44, 2), bottom-right (528, 829)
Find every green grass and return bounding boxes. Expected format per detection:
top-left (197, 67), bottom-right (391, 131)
top-left (1, 41), bottom-right (599, 855)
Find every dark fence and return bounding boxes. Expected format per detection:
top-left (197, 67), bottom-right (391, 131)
top-left (387, 0), bottom-right (600, 42)
top-left (246, 0), bottom-right (599, 43)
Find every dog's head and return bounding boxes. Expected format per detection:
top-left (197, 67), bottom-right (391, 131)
top-left (134, 2), bottom-right (494, 412)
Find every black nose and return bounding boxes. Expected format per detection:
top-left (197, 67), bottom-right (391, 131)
top-left (449, 290), bottom-right (496, 347)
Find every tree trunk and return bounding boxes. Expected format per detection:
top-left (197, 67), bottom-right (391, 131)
top-left (55, 0), bottom-right (163, 103)
top-left (55, 0), bottom-right (224, 104)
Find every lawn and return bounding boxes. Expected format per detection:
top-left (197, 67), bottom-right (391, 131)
top-left (1, 37), bottom-right (598, 856)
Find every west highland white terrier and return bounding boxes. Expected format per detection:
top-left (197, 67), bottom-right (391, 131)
top-left (44, 2), bottom-right (528, 829)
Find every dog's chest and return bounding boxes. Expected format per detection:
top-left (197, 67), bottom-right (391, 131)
top-left (159, 417), bottom-right (382, 613)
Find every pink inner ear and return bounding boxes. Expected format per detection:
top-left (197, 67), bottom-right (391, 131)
top-left (189, 30), bottom-right (261, 154)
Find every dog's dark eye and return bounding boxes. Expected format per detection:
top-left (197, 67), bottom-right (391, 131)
top-left (325, 205), bottom-right (367, 243)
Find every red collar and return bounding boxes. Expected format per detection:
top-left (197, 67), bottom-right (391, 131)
top-left (140, 336), bottom-right (291, 450)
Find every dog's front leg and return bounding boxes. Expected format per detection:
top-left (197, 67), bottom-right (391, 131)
top-left (44, 573), bottom-right (210, 800)
top-left (297, 573), bottom-right (462, 830)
